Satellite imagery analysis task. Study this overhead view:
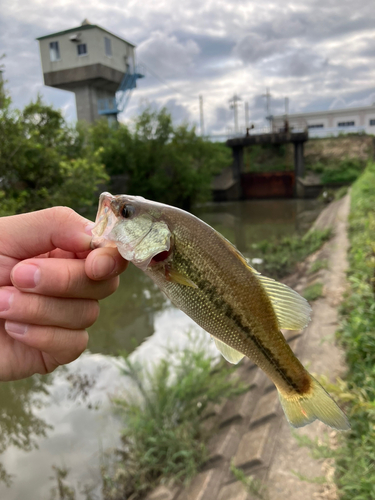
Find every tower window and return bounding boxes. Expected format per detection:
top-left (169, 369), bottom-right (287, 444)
top-left (105, 37), bottom-right (112, 57)
top-left (77, 43), bottom-right (87, 56)
top-left (370, 119), bottom-right (375, 126)
top-left (49, 41), bottom-right (60, 62)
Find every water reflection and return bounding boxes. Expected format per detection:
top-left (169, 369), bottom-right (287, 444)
top-left (0, 198), bottom-right (323, 500)
top-left (0, 376), bottom-right (52, 485)
top-left (88, 265), bottom-right (166, 356)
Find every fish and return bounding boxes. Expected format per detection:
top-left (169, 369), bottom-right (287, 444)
top-left (91, 192), bottom-right (350, 431)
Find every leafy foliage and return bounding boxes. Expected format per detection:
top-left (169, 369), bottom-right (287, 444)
top-left (0, 85), bottom-right (107, 215)
top-left (309, 158), bottom-right (366, 185)
top-left (89, 107), bottom-right (231, 209)
top-left (101, 334), bottom-right (244, 499)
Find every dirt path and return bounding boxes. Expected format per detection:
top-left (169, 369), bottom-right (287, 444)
top-left (267, 193), bottom-right (350, 500)
top-left (146, 195), bottom-right (351, 500)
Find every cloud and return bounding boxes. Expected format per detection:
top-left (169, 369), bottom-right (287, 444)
top-left (138, 31), bottom-right (200, 79)
top-left (0, 0), bottom-right (375, 135)
top-left (234, 33), bottom-right (286, 64)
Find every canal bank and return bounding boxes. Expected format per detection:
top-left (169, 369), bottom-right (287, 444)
top-left (0, 198), bottom-right (325, 500)
top-left (145, 195), bottom-right (350, 500)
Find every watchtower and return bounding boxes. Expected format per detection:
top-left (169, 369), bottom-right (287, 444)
top-left (37, 20), bottom-right (143, 123)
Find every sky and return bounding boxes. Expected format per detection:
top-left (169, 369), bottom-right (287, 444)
top-left (1, 0), bottom-right (375, 135)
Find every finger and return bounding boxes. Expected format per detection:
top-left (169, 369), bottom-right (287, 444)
top-left (48, 249), bottom-right (78, 259)
top-left (11, 259), bottom-right (120, 300)
top-left (0, 207), bottom-right (93, 261)
top-left (4, 321), bottom-right (89, 371)
top-left (0, 287), bottom-right (99, 329)
top-left (85, 246), bottom-right (129, 281)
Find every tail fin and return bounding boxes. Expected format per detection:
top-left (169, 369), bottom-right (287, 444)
top-left (277, 375), bottom-right (350, 431)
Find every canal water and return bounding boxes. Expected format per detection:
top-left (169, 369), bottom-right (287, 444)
top-left (0, 198), bottom-right (322, 500)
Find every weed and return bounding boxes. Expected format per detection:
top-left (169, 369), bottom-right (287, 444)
top-left (291, 470), bottom-right (327, 485)
top-left (250, 229), bottom-right (332, 279)
top-left (230, 460), bottom-right (268, 500)
top-left (309, 259), bottom-right (328, 274)
top-left (293, 432), bottom-right (337, 460)
top-left (102, 334), bottom-right (245, 499)
top-left (303, 283), bottom-right (323, 301)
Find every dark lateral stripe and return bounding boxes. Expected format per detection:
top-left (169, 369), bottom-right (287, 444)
top-left (175, 253), bottom-right (302, 393)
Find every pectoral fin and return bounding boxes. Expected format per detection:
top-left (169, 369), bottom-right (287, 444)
top-left (166, 268), bottom-right (198, 288)
top-left (213, 338), bottom-right (244, 364)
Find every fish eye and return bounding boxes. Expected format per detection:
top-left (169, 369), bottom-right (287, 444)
top-left (121, 204), bottom-right (135, 219)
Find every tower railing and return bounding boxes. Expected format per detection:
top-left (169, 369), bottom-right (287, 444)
top-left (97, 65), bottom-right (145, 117)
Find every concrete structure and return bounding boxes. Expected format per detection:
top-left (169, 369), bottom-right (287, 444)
top-left (273, 104), bottom-right (375, 137)
top-left (37, 20), bottom-right (139, 122)
top-left (224, 131), bottom-right (308, 199)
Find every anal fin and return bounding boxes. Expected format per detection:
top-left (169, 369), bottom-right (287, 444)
top-left (213, 338), bottom-right (244, 364)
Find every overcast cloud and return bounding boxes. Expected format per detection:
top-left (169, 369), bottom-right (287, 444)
top-left (0, 0), bottom-right (374, 135)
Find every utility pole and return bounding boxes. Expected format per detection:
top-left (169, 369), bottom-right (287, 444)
top-left (199, 95), bottom-right (205, 137)
top-left (262, 87), bottom-right (272, 131)
top-left (244, 102), bottom-right (249, 130)
top-left (229, 94), bottom-right (242, 135)
top-left (285, 97), bottom-right (289, 116)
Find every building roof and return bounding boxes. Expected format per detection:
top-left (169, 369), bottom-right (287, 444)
top-left (36, 22), bottom-right (136, 47)
top-left (273, 104), bottom-right (375, 120)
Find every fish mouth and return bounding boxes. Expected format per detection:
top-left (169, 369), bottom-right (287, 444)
top-left (90, 192), bottom-right (118, 249)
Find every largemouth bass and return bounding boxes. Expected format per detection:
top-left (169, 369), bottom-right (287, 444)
top-left (91, 192), bottom-right (349, 430)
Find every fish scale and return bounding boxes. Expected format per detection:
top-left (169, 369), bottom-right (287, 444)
top-left (91, 192), bottom-right (350, 431)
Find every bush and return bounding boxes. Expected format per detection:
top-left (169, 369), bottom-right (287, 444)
top-left (101, 334), bottom-right (245, 499)
top-left (319, 159), bottom-right (365, 185)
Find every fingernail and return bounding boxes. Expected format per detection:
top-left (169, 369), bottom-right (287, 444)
top-left (12, 264), bottom-right (41, 289)
top-left (85, 222), bottom-right (95, 236)
top-left (92, 255), bottom-right (116, 278)
top-left (5, 321), bottom-right (28, 335)
top-left (0, 289), bottom-right (13, 312)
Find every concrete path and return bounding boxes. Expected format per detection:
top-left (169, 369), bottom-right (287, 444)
top-left (146, 195), bottom-right (351, 500)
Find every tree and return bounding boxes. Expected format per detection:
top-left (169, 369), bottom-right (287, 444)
top-left (0, 90), bottom-right (108, 216)
top-left (89, 107), bottom-right (231, 209)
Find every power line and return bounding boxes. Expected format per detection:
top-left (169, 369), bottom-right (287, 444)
top-left (139, 61), bottom-right (196, 100)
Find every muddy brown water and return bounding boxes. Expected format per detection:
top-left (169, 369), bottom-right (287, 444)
top-left (0, 199), bottom-right (322, 500)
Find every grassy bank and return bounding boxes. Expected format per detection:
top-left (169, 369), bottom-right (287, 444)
top-left (334, 162), bottom-right (375, 498)
top-left (102, 336), bottom-right (244, 500)
top-left (249, 228), bottom-right (332, 280)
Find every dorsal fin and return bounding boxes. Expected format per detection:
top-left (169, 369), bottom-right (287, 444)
top-left (214, 230), bottom-right (311, 331)
top-left (257, 274), bottom-right (311, 330)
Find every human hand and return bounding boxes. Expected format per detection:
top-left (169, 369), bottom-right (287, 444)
top-left (0, 207), bottom-right (128, 381)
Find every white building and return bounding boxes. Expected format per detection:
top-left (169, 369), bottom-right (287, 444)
top-left (273, 104), bottom-right (375, 137)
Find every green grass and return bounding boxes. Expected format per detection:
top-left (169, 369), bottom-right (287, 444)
top-left (308, 158), bottom-right (365, 185)
top-left (230, 461), bottom-right (268, 499)
top-left (303, 282), bottom-right (324, 301)
top-left (101, 334), bottom-right (245, 500)
top-left (333, 161), bottom-right (375, 499)
top-left (309, 259), bottom-right (328, 274)
top-left (250, 228), bottom-right (332, 279)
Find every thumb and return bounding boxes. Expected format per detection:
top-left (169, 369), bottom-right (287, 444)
top-left (0, 207), bottom-right (93, 260)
